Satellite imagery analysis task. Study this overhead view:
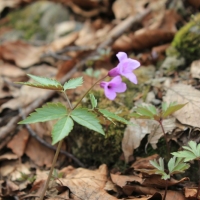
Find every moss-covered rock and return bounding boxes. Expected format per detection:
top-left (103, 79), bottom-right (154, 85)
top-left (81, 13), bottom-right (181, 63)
top-left (171, 14), bottom-right (200, 64)
top-left (161, 14), bottom-right (200, 72)
top-left (2, 1), bottom-right (70, 42)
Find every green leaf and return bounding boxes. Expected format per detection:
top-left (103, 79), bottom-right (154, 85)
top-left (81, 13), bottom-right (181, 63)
top-left (52, 116), bottom-right (74, 144)
top-left (63, 77), bottom-right (83, 90)
top-left (162, 102), bottom-right (168, 112)
top-left (85, 68), bottom-right (93, 77)
top-left (99, 109), bottom-right (132, 125)
top-left (19, 103), bottom-right (67, 124)
top-left (131, 113), bottom-right (152, 119)
top-left (71, 108), bottom-right (105, 135)
top-left (16, 74), bottom-right (63, 91)
top-left (148, 105), bottom-right (157, 115)
top-left (136, 106), bottom-right (154, 118)
top-left (171, 151), bottom-right (197, 162)
top-left (162, 103), bottom-right (187, 118)
top-left (149, 158), bottom-right (169, 180)
top-left (168, 157), bottom-right (190, 175)
top-left (90, 93), bottom-right (97, 109)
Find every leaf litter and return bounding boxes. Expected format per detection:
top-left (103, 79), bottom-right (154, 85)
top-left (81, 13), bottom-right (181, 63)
top-left (0, 0), bottom-right (200, 199)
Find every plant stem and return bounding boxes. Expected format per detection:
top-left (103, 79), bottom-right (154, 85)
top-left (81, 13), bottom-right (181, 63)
top-left (73, 75), bottom-right (108, 109)
top-left (158, 120), bottom-right (170, 161)
top-left (40, 92), bottom-right (74, 200)
top-left (196, 160), bottom-right (200, 199)
top-left (163, 182), bottom-right (168, 200)
top-left (63, 92), bottom-right (73, 110)
top-left (39, 140), bottom-right (63, 200)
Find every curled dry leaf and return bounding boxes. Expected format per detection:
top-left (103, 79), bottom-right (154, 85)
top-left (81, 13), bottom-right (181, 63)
top-left (7, 128), bottom-right (29, 157)
top-left (59, 164), bottom-right (117, 200)
top-left (0, 41), bottom-right (44, 68)
top-left (110, 174), bottom-right (143, 188)
top-left (122, 118), bottom-right (176, 162)
top-left (164, 83), bottom-right (200, 128)
top-left (190, 60), bottom-right (200, 79)
top-left (113, 10), bottom-right (181, 51)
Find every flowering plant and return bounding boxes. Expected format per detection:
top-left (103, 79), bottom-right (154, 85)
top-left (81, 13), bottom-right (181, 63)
top-left (17, 51), bottom-right (140, 199)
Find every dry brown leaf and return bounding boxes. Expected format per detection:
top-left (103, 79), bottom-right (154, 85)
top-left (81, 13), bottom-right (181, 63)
top-left (164, 83), bottom-right (200, 128)
top-left (0, 41), bottom-right (44, 68)
top-left (122, 118), bottom-right (176, 162)
top-left (59, 164), bottom-right (117, 200)
top-left (7, 128), bottom-right (29, 157)
top-left (131, 154), bottom-right (159, 170)
top-left (113, 10), bottom-right (181, 51)
top-left (0, 161), bottom-right (30, 181)
top-left (24, 136), bottom-right (55, 168)
top-left (0, 85), bottom-right (49, 112)
top-left (111, 174), bottom-right (143, 188)
top-left (0, 152), bottom-right (18, 161)
top-left (123, 185), bottom-right (186, 200)
top-left (184, 187), bottom-right (197, 198)
top-left (0, 63), bottom-right (26, 78)
top-left (190, 60), bottom-right (200, 79)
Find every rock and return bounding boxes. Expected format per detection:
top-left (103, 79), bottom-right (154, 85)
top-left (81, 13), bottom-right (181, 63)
top-left (161, 14), bottom-right (200, 71)
top-left (2, 1), bottom-right (71, 43)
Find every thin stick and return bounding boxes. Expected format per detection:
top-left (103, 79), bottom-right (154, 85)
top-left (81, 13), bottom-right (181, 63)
top-left (39, 140), bottom-right (63, 200)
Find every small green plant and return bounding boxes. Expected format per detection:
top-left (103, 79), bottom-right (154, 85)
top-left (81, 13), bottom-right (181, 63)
top-left (131, 102), bottom-right (186, 159)
top-left (17, 172), bottom-right (36, 183)
top-left (17, 51), bottom-right (140, 200)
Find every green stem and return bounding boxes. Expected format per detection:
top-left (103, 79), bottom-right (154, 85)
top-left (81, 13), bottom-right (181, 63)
top-left (39, 140), bottom-right (63, 200)
top-left (73, 74), bottom-right (108, 109)
top-left (158, 120), bottom-right (170, 161)
top-left (63, 92), bottom-right (73, 110)
top-left (40, 91), bottom-right (74, 200)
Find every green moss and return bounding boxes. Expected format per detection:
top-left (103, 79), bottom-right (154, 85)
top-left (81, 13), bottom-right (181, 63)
top-left (171, 14), bottom-right (200, 64)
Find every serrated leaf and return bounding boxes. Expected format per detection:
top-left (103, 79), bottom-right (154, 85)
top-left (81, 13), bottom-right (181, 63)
top-left (18, 103), bottom-right (67, 124)
top-left (168, 157), bottom-right (190, 175)
top-left (162, 103), bottom-right (187, 118)
top-left (63, 77), bottom-right (83, 90)
top-left (136, 106), bottom-right (154, 118)
top-left (52, 116), bottom-right (74, 144)
top-left (171, 151), bottom-right (197, 162)
top-left (16, 74), bottom-right (63, 91)
top-left (148, 105), bottom-right (157, 115)
top-left (130, 113), bottom-right (152, 119)
top-left (99, 109), bottom-right (132, 125)
top-left (71, 108), bottom-right (105, 135)
top-left (90, 93), bottom-right (97, 109)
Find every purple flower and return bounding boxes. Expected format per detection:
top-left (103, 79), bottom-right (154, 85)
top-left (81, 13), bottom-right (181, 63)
top-left (108, 52), bottom-right (140, 84)
top-left (100, 76), bottom-right (127, 100)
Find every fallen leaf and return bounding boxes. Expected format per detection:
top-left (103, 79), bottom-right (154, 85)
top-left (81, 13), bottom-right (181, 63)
top-left (7, 128), bottom-right (29, 157)
top-left (131, 154), bottom-right (159, 170)
top-left (122, 118), bottom-right (176, 162)
top-left (184, 187), bottom-right (197, 198)
top-left (59, 164), bottom-right (117, 200)
top-left (164, 83), bottom-right (200, 128)
top-left (0, 152), bottom-right (18, 161)
top-left (190, 60), bottom-right (200, 79)
top-left (111, 174), bottom-right (143, 188)
top-left (0, 41), bottom-right (44, 68)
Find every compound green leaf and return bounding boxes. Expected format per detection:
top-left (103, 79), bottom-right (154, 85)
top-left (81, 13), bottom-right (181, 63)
top-left (71, 108), bottom-right (104, 135)
top-left (171, 151), bottom-right (197, 162)
top-left (19, 103), bottom-right (67, 124)
top-left (136, 106), bottom-right (154, 118)
top-left (162, 103), bottom-right (187, 118)
top-left (52, 116), bottom-right (74, 144)
top-left (63, 77), bottom-right (83, 91)
top-left (99, 109), bottom-right (132, 125)
top-left (16, 74), bottom-right (63, 91)
top-left (90, 93), bottom-right (97, 109)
